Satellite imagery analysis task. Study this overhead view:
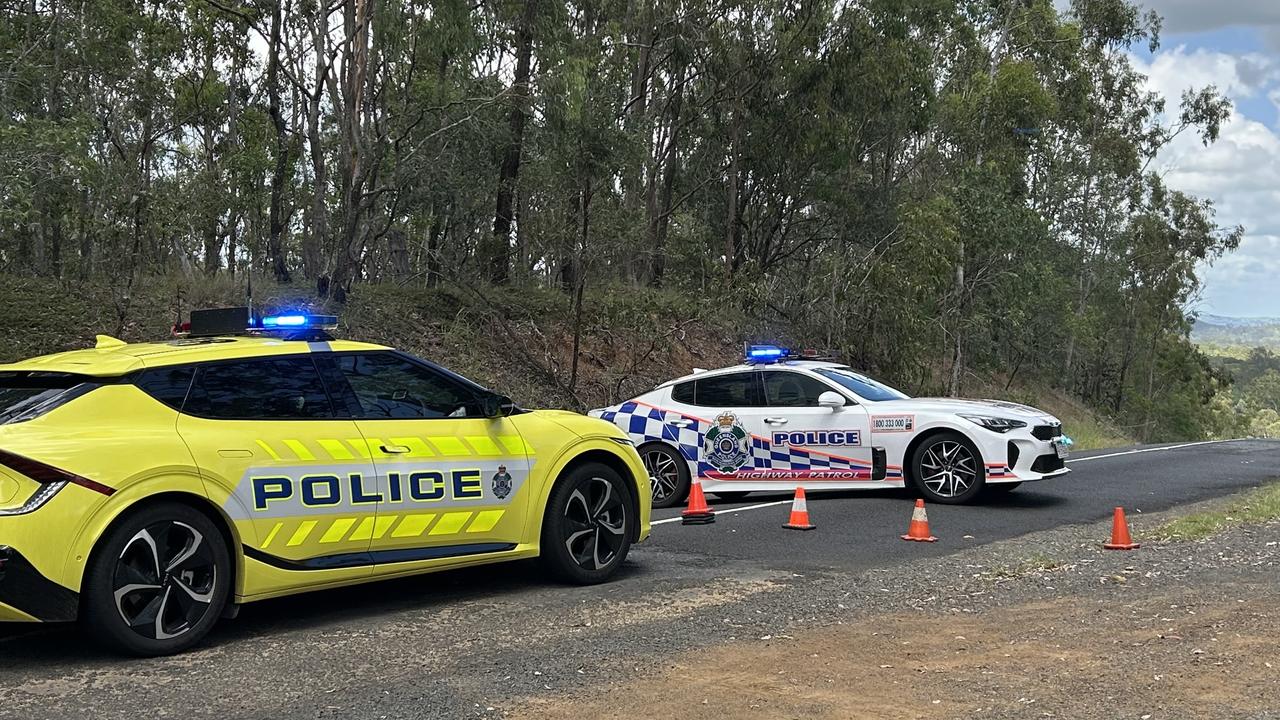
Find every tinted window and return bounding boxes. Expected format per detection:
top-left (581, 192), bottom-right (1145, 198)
top-left (671, 381), bottom-right (695, 404)
top-left (186, 357), bottom-right (333, 419)
top-left (813, 367), bottom-right (908, 402)
top-left (134, 366), bottom-right (194, 410)
top-left (763, 372), bottom-right (839, 407)
top-left (337, 353), bottom-right (481, 419)
top-left (0, 373), bottom-right (101, 425)
top-left (692, 372), bottom-right (760, 407)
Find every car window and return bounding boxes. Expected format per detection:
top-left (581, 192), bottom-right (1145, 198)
top-left (337, 353), bottom-right (481, 419)
top-left (813, 367), bottom-right (908, 402)
top-left (671, 380), bottom-right (695, 404)
top-left (0, 373), bottom-right (102, 425)
top-left (186, 357), bottom-right (333, 419)
top-left (692, 372), bottom-right (760, 407)
top-left (763, 372), bottom-right (838, 407)
top-left (133, 366), bottom-right (195, 410)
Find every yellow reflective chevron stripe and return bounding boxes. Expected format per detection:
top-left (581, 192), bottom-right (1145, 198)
top-left (320, 517), bottom-right (357, 543)
top-left (465, 436), bottom-right (502, 455)
top-left (467, 510), bottom-right (504, 533)
top-left (287, 520), bottom-right (318, 546)
top-left (317, 439), bottom-right (354, 460)
top-left (499, 435), bottom-right (534, 454)
top-left (429, 511), bottom-right (472, 535)
top-left (255, 440), bottom-right (284, 461)
top-left (261, 522), bottom-right (283, 548)
top-left (283, 439), bottom-right (315, 461)
top-left (392, 513), bottom-right (436, 538)
top-left (349, 515), bottom-right (397, 541)
top-left (427, 436), bottom-right (470, 456)
top-left (389, 437), bottom-right (435, 457)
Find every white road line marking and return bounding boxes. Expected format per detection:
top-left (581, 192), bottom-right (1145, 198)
top-left (651, 438), bottom-right (1255, 527)
top-left (652, 499), bottom-right (792, 526)
top-left (1066, 438), bottom-right (1246, 464)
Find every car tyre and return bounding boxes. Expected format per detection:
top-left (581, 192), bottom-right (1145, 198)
top-left (81, 502), bottom-right (231, 656)
top-left (639, 442), bottom-right (690, 509)
top-left (908, 431), bottom-right (986, 505)
top-left (539, 462), bottom-right (634, 584)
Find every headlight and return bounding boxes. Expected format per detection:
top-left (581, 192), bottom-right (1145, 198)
top-left (959, 414), bottom-right (1027, 433)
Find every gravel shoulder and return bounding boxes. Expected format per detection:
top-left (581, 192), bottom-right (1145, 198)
top-left (2, 484), bottom-right (1278, 720)
top-left (511, 489), bottom-right (1280, 720)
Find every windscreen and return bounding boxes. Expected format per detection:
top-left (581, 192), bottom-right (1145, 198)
top-left (0, 373), bottom-right (102, 425)
top-left (812, 367), bottom-right (909, 402)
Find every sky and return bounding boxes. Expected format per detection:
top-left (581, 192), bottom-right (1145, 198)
top-left (1122, 1), bottom-right (1280, 318)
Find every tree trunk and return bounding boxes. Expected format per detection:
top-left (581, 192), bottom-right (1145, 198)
top-left (265, 0), bottom-right (291, 283)
top-left (647, 64), bottom-right (685, 287)
top-left (485, 0), bottom-right (537, 285)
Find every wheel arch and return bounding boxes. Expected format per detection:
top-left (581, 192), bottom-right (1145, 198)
top-left (76, 490), bottom-right (243, 606)
top-left (901, 425), bottom-right (985, 486)
top-left (534, 440), bottom-right (645, 545)
top-left (551, 449), bottom-right (642, 543)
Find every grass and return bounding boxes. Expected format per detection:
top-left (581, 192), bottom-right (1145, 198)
top-left (1152, 480), bottom-right (1280, 541)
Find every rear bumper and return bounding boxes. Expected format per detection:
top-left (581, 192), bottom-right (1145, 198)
top-left (0, 546), bottom-right (79, 622)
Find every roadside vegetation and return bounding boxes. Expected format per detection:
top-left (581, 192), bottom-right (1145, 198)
top-left (1196, 343), bottom-right (1280, 438)
top-left (1, 1), bottom-right (1250, 443)
top-left (1153, 480), bottom-right (1280, 541)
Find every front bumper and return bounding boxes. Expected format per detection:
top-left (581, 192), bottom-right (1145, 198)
top-left (0, 546), bottom-right (79, 622)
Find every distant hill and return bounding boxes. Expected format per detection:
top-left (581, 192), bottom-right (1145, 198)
top-left (1193, 314), bottom-right (1280, 349)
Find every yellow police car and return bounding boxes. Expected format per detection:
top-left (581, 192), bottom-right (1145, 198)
top-left (0, 308), bottom-right (650, 655)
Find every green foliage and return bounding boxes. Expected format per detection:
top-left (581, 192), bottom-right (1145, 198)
top-left (1152, 480), bottom-right (1280, 541)
top-left (0, 0), bottom-right (1249, 441)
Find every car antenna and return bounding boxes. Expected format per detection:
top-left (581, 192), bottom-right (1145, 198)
top-left (246, 268), bottom-right (254, 327)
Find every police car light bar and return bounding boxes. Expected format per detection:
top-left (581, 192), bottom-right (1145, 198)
top-left (258, 314), bottom-right (338, 330)
top-left (744, 344), bottom-right (835, 364)
top-left (745, 345), bottom-right (788, 363)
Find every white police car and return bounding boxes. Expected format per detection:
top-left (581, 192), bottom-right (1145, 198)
top-left (589, 346), bottom-right (1071, 507)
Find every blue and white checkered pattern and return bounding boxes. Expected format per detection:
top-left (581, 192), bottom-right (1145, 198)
top-left (598, 401), bottom-right (702, 462)
top-left (599, 401), bottom-right (876, 478)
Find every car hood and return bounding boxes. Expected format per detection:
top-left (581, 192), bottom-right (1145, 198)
top-left (871, 397), bottom-right (1060, 423)
top-left (523, 409), bottom-right (631, 439)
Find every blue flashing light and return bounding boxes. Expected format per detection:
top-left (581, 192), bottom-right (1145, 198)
top-left (261, 314), bottom-right (308, 328)
top-left (257, 313), bottom-right (339, 331)
top-left (746, 345), bottom-right (788, 363)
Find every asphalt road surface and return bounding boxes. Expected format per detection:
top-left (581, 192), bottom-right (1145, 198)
top-left (647, 438), bottom-right (1280, 571)
top-left (1, 438), bottom-right (1277, 720)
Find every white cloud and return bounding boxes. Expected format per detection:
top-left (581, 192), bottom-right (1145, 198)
top-left (1136, 0), bottom-right (1280, 35)
top-left (1131, 47), bottom-right (1280, 316)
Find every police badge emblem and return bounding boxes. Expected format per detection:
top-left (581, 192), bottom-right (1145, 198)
top-left (491, 465), bottom-right (513, 499)
top-left (703, 412), bottom-right (751, 473)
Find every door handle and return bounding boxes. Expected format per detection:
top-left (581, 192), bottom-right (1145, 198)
top-left (764, 417), bottom-right (789, 425)
top-left (380, 444), bottom-right (411, 454)
top-left (669, 419), bottom-right (693, 429)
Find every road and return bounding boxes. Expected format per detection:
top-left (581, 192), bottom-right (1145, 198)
top-left (646, 438), bottom-right (1280, 571)
top-left (1, 438), bottom-right (1277, 720)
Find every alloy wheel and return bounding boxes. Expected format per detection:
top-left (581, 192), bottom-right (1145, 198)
top-left (642, 449), bottom-right (681, 505)
top-left (919, 440), bottom-right (979, 498)
top-left (562, 477), bottom-right (627, 571)
top-left (112, 521), bottom-right (218, 641)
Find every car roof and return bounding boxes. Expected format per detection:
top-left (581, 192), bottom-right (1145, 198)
top-left (658, 360), bottom-right (847, 388)
top-left (0, 336), bottom-right (391, 377)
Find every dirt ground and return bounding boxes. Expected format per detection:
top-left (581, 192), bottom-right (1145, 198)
top-left (514, 569), bottom-right (1280, 720)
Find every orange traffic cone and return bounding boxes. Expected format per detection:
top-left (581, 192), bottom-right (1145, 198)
top-left (901, 499), bottom-right (937, 542)
top-left (783, 487), bottom-right (816, 531)
top-left (681, 477), bottom-right (715, 525)
top-left (1103, 507), bottom-right (1140, 550)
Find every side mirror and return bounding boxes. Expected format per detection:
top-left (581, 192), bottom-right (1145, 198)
top-left (481, 394), bottom-right (518, 418)
top-left (818, 391), bottom-right (846, 411)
